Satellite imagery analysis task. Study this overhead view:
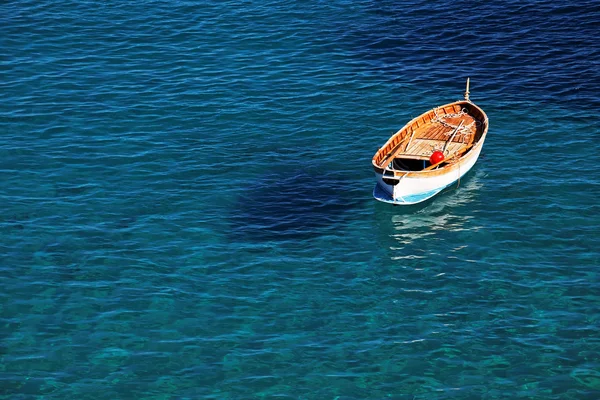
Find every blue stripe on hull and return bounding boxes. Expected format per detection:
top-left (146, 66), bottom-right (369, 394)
top-left (373, 182), bottom-right (454, 205)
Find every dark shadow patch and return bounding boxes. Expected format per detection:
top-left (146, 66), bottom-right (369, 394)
top-left (1, 212), bottom-right (30, 233)
top-left (54, 183), bottom-right (98, 197)
top-left (229, 169), bottom-right (365, 242)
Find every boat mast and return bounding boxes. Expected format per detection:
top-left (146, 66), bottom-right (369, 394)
top-left (464, 77), bottom-right (470, 101)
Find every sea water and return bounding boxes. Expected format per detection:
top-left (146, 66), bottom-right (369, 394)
top-left (2, 0), bottom-right (599, 398)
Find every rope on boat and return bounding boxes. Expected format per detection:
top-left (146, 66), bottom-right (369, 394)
top-left (433, 108), bottom-right (467, 120)
top-left (432, 107), bottom-right (480, 142)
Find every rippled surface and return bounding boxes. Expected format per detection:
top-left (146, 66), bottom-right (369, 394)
top-left (2, 0), bottom-right (599, 398)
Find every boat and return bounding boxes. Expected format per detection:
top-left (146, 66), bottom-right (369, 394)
top-left (372, 78), bottom-right (489, 205)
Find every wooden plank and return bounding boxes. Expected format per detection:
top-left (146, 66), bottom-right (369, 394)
top-left (422, 124), bottom-right (437, 140)
top-left (394, 154), bottom-right (430, 161)
top-left (405, 138), bottom-right (441, 157)
top-left (443, 120), bottom-right (464, 152)
top-left (405, 142), bottom-right (418, 155)
top-left (410, 139), bottom-right (427, 155)
top-left (432, 125), bottom-right (449, 141)
top-left (446, 142), bottom-right (463, 154)
top-left (406, 128), bottom-right (419, 149)
top-left (414, 140), bottom-right (427, 155)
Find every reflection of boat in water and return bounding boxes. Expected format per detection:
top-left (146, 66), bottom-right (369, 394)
top-left (372, 78), bottom-right (489, 205)
top-left (387, 170), bottom-right (486, 250)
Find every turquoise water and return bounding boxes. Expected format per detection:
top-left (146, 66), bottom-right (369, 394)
top-left (2, 0), bottom-right (599, 398)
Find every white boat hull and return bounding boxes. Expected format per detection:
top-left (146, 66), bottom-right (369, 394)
top-left (373, 144), bottom-right (483, 205)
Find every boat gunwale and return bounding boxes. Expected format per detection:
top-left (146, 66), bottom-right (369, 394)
top-left (372, 100), bottom-right (488, 178)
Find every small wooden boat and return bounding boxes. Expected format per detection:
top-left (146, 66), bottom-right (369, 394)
top-left (372, 78), bottom-right (489, 205)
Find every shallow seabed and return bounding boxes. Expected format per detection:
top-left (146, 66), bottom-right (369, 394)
top-left (2, 0), bottom-right (599, 399)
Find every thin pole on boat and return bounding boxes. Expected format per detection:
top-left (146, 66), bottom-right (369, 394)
top-left (423, 142), bottom-right (475, 171)
top-left (378, 129), bottom-right (414, 167)
top-left (464, 77), bottom-right (470, 101)
top-left (443, 120), bottom-right (464, 152)
top-left (404, 128), bottom-right (417, 153)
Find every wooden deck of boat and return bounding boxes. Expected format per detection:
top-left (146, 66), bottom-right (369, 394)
top-left (394, 113), bottom-right (478, 161)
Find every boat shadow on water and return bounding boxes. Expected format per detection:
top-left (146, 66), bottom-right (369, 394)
top-left (229, 169), bottom-right (367, 242)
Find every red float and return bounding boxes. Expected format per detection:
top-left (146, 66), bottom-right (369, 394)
top-left (429, 151), bottom-right (445, 165)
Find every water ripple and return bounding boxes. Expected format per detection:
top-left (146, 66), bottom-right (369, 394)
top-left (2, 0), bottom-right (599, 398)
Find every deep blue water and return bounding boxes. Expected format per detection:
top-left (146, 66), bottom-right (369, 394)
top-left (2, 0), bottom-right (599, 398)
